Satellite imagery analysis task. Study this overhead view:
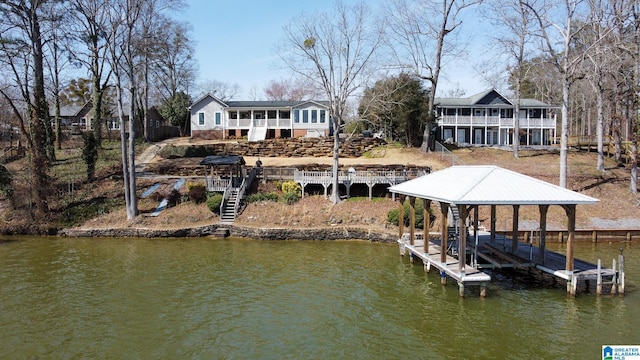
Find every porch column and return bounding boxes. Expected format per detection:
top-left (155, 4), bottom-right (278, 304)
top-left (538, 205), bottom-right (549, 264)
top-left (512, 205), bottom-right (520, 253)
top-left (398, 195), bottom-right (406, 240)
top-left (409, 197), bottom-right (416, 246)
top-left (473, 205), bottom-right (479, 266)
top-left (490, 205), bottom-right (496, 243)
top-left (423, 199), bottom-right (431, 254)
top-left (458, 204), bottom-right (467, 273)
top-left (563, 204), bottom-right (576, 271)
top-left (440, 202), bottom-right (450, 264)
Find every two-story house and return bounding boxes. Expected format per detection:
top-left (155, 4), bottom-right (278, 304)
top-left (190, 94), bottom-right (331, 141)
top-left (435, 89), bottom-right (557, 146)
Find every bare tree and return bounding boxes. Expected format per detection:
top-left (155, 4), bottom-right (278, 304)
top-left (135, 0), bottom-right (186, 142)
top-left (263, 78), bottom-right (322, 101)
top-left (106, 0), bottom-right (146, 220)
top-left (196, 79), bottom-right (241, 102)
top-left (70, 0), bottom-right (113, 148)
top-left (583, 0), bottom-right (616, 172)
top-left (487, 0), bottom-right (537, 158)
top-left (150, 18), bottom-right (197, 103)
top-left (43, 0), bottom-right (72, 152)
top-left (627, 0), bottom-right (640, 193)
top-left (385, 0), bottom-right (482, 152)
top-left (526, 0), bottom-right (592, 188)
top-left (0, 0), bottom-right (54, 215)
top-left (278, 1), bottom-right (384, 204)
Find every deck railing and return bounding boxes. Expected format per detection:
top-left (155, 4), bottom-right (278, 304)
top-left (227, 117), bottom-right (292, 128)
top-left (439, 115), bottom-right (555, 128)
top-left (293, 169), bottom-right (427, 184)
top-left (206, 178), bottom-right (231, 192)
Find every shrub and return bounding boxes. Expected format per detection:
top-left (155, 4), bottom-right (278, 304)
top-left (187, 182), bottom-right (207, 204)
top-left (280, 191), bottom-right (300, 205)
top-left (166, 189), bottom-right (182, 208)
top-left (280, 181), bottom-right (301, 195)
top-left (81, 132), bottom-right (98, 181)
top-left (207, 194), bottom-right (223, 214)
top-left (246, 192), bottom-right (279, 203)
top-left (387, 200), bottom-right (435, 229)
top-left (0, 164), bottom-right (13, 198)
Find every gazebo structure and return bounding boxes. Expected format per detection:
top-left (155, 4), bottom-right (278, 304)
top-left (200, 155), bottom-right (257, 223)
top-left (389, 165), bottom-right (605, 297)
top-left (200, 155), bottom-right (246, 192)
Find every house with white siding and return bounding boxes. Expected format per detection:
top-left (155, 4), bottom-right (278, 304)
top-left (435, 89), bottom-right (557, 146)
top-left (190, 94), bottom-right (331, 141)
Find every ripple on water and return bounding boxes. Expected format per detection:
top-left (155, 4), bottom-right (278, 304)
top-left (0, 238), bottom-right (639, 358)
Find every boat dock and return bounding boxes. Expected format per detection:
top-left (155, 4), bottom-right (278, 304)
top-left (398, 231), bottom-right (625, 297)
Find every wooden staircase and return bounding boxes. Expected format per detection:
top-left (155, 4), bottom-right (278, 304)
top-left (220, 188), bottom-right (240, 223)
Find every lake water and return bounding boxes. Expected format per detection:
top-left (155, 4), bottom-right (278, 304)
top-left (0, 237), bottom-right (638, 359)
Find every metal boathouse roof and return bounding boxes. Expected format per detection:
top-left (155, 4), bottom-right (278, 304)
top-left (388, 165), bottom-right (599, 205)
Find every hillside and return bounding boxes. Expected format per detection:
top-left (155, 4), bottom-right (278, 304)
top-left (79, 142), bottom-right (640, 233)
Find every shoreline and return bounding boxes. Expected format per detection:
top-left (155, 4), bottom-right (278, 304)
top-left (49, 223), bottom-right (640, 243)
top-left (57, 224), bottom-right (400, 242)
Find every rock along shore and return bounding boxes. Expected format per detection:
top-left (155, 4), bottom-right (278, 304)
top-left (58, 224), bottom-right (399, 243)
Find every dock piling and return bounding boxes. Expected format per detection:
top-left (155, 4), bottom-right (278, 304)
top-left (596, 259), bottom-right (602, 296)
top-left (619, 249), bottom-right (625, 296)
top-left (611, 258), bottom-right (617, 296)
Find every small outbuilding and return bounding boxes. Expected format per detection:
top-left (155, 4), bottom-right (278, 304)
top-left (200, 155), bottom-right (246, 192)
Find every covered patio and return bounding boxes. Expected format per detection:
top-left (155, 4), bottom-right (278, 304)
top-left (389, 165), bottom-right (604, 297)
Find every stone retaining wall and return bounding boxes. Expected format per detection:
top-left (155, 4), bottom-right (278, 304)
top-left (59, 224), bottom-right (399, 243)
top-left (164, 136), bottom-right (387, 159)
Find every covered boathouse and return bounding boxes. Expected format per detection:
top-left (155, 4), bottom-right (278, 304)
top-left (388, 165), bottom-right (622, 298)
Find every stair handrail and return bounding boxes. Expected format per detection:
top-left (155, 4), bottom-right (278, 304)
top-left (233, 167), bottom-right (260, 217)
top-left (220, 181), bottom-right (233, 215)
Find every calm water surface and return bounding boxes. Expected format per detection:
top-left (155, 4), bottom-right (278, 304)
top-left (0, 237), bottom-right (638, 359)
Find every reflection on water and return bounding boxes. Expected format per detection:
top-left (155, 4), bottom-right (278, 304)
top-left (0, 237), bottom-right (639, 359)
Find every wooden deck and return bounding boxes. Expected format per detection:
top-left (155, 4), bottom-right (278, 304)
top-left (295, 169), bottom-right (427, 199)
top-left (398, 234), bottom-right (491, 297)
top-left (399, 232), bottom-right (625, 297)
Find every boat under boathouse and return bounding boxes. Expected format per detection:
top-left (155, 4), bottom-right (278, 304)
top-left (389, 165), bottom-right (624, 298)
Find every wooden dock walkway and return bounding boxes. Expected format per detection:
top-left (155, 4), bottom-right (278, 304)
top-left (398, 234), bottom-right (491, 297)
top-left (399, 232), bottom-right (625, 297)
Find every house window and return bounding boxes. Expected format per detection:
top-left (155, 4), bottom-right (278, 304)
top-left (198, 112), bottom-right (205, 126)
top-left (319, 110), bottom-right (326, 123)
top-left (112, 119), bottom-right (120, 130)
top-left (215, 112), bottom-right (221, 126)
top-left (293, 109), bottom-right (300, 123)
top-left (155, 120), bottom-right (160, 128)
top-left (281, 110), bottom-right (290, 119)
top-left (302, 110), bottom-right (309, 123)
top-left (311, 110), bottom-right (317, 123)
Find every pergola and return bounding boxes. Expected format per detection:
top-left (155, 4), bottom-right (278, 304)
top-left (388, 165), bottom-right (599, 274)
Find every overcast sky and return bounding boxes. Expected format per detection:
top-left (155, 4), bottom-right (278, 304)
top-left (184, 0), bottom-right (493, 100)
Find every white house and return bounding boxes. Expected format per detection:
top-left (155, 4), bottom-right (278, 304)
top-left (190, 94), bottom-right (331, 141)
top-left (435, 89), bottom-right (557, 146)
